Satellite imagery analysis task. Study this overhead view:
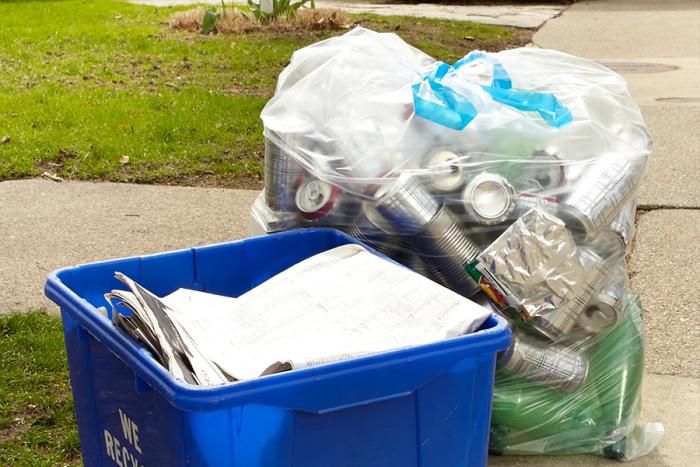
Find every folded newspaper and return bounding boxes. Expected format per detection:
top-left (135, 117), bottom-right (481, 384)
top-left (105, 244), bottom-right (491, 386)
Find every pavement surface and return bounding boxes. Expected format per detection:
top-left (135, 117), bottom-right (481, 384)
top-left (0, 180), bottom-right (258, 313)
top-left (2, 0), bottom-right (699, 465)
top-left (128, 0), bottom-right (565, 28)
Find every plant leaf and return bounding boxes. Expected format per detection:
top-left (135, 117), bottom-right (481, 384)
top-left (201, 9), bottom-right (218, 34)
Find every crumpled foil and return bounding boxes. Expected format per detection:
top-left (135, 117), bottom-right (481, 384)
top-left (475, 208), bottom-right (588, 318)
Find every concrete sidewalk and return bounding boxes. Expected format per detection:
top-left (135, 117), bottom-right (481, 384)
top-left (0, 180), bottom-right (258, 313)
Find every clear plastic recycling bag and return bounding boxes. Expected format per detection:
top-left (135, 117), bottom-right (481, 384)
top-left (250, 27), bottom-right (663, 460)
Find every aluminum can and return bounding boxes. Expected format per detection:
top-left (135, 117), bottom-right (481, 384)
top-left (264, 136), bottom-right (304, 212)
top-left (531, 247), bottom-right (608, 341)
top-left (607, 200), bottom-right (636, 251)
top-left (557, 152), bottom-right (642, 243)
top-left (498, 332), bottom-right (589, 392)
top-left (579, 280), bottom-right (624, 336)
top-left (424, 149), bottom-right (467, 195)
top-left (374, 175), bottom-right (482, 296)
top-left (295, 177), bottom-right (359, 226)
top-left (517, 149), bottom-right (567, 191)
top-left (509, 194), bottom-right (558, 221)
top-left (588, 200), bottom-right (636, 262)
top-left (462, 173), bottom-right (516, 225)
top-left (347, 202), bottom-right (406, 261)
top-left (249, 193), bottom-right (302, 235)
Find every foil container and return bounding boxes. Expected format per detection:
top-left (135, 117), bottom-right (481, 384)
top-left (474, 208), bottom-right (584, 318)
top-left (531, 247), bottom-right (608, 340)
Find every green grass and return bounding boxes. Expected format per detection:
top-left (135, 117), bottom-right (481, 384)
top-left (0, 312), bottom-right (80, 466)
top-left (0, 0), bottom-right (528, 187)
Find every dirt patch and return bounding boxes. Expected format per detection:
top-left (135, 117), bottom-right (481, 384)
top-left (0, 401), bottom-right (50, 444)
top-left (169, 8), bottom-right (353, 34)
top-left (356, 18), bottom-right (531, 54)
top-left (33, 148), bottom-right (81, 173)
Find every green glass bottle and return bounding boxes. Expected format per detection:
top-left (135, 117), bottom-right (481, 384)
top-left (490, 292), bottom-right (645, 458)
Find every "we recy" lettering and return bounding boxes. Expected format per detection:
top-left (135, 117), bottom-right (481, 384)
top-left (103, 409), bottom-right (144, 467)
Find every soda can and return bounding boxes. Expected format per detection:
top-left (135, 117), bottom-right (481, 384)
top-left (462, 173), bottom-right (516, 225)
top-left (531, 247), bottom-right (609, 341)
top-left (264, 136), bottom-right (304, 212)
top-left (509, 194), bottom-right (558, 221)
top-left (588, 200), bottom-right (636, 262)
top-left (579, 280), bottom-right (625, 336)
top-left (517, 149), bottom-right (567, 191)
top-left (557, 152), bottom-right (642, 243)
top-left (249, 193), bottom-right (303, 235)
top-left (347, 202), bottom-right (406, 261)
top-left (423, 149), bottom-right (467, 195)
top-left (498, 332), bottom-right (589, 392)
top-left (295, 177), bottom-right (359, 226)
top-left (374, 175), bottom-right (482, 296)
top-left (607, 200), bottom-right (636, 251)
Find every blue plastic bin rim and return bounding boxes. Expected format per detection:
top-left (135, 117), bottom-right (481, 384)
top-left (45, 228), bottom-right (512, 413)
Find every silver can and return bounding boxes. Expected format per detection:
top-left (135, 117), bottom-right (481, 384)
top-left (517, 149), bottom-right (567, 191)
top-left (347, 202), bottom-right (406, 261)
top-left (579, 280), bottom-right (625, 336)
top-left (588, 200), bottom-right (637, 262)
top-left (264, 136), bottom-right (304, 212)
top-left (498, 332), bottom-right (589, 392)
top-left (510, 194), bottom-right (558, 221)
top-left (374, 175), bottom-right (482, 297)
top-left (531, 247), bottom-right (609, 341)
top-left (462, 173), bottom-right (516, 225)
top-left (557, 152), bottom-right (642, 243)
top-left (608, 200), bottom-right (636, 251)
top-left (295, 177), bottom-right (359, 226)
top-left (424, 149), bottom-right (467, 195)
top-left (249, 192), bottom-right (302, 234)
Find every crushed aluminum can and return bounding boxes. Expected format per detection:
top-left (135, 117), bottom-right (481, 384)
top-left (374, 174), bottom-right (482, 296)
top-left (462, 172), bottom-right (516, 225)
top-left (557, 152), bottom-right (642, 243)
top-left (264, 136), bottom-right (304, 212)
top-left (423, 148), bottom-right (467, 195)
top-left (498, 332), bottom-right (589, 393)
top-left (530, 247), bottom-right (609, 341)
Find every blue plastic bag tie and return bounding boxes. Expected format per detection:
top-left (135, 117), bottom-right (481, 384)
top-left (412, 63), bottom-right (478, 131)
top-left (454, 52), bottom-right (573, 128)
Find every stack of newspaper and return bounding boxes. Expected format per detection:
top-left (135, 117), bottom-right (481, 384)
top-left (104, 244), bottom-right (491, 386)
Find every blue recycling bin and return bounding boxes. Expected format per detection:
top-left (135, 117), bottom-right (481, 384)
top-left (45, 228), bottom-right (511, 467)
